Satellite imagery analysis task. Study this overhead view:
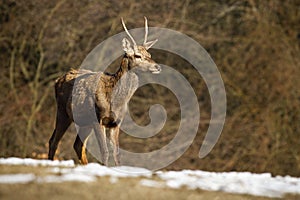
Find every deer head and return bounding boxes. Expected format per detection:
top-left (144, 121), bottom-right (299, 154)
top-left (121, 17), bottom-right (161, 74)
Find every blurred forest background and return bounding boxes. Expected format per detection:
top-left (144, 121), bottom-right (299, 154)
top-left (0, 0), bottom-right (299, 176)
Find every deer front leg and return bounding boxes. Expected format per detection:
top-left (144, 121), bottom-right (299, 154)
top-left (109, 126), bottom-right (120, 166)
top-left (93, 122), bottom-right (109, 166)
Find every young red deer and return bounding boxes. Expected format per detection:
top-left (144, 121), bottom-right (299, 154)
top-left (48, 17), bottom-right (161, 166)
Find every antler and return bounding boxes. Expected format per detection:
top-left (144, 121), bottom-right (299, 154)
top-left (143, 16), bottom-right (158, 50)
top-left (121, 17), bottom-right (137, 47)
top-left (143, 16), bottom-right (148, 46)
top-left (121, 17), bottom-right (157, 50)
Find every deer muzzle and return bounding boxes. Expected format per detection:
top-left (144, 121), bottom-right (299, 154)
top-left (149, 64), bottom-right (161, 74)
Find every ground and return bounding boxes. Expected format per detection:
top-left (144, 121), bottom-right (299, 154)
top-left (0, 166), bottom-right (270, 200)
top-left (0, 159), bottom-right (299, 200)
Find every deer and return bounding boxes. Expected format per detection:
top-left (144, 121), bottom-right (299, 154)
top-left (48, 17), bottom-right (161, 166)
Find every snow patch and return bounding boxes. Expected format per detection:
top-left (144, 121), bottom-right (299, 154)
top-left (156, 170), bottom-right (300, 198)
top-left (140, 179), bottom-right (165, 188)
top-left (53, 163), bottom-right (152, 179)
top-left (109, 176), bottom-right (119, 184)
top-left (0, 157), bottom-right (74, 167)
top-left (37, 174), bottom-right (96, 183)
top-left (0, 157), bottom-right (300, 198)
top-left (0, 174), bottom-right (36, 184)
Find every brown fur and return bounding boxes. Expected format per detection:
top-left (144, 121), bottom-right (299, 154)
top-left (48, 18), bottom-right (160, 166)
top-left (48, 49), bottom-right (160, 166)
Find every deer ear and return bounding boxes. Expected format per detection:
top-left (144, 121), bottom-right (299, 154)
top-left (144, 39), bottom-right (158, 50)
top-left (122, 38), bottom-right (134, 55)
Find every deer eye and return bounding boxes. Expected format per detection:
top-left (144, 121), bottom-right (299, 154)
top-left (134, 54), bottom-right (142, 59)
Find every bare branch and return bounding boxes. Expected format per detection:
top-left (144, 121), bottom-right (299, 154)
top-left (9, 46), bottom-right (28, 119)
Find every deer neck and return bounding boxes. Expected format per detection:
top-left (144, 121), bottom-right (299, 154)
top-left (110, 55), bottom-right (139, 107)
top-left (114, 56), bottom-right (134, 81)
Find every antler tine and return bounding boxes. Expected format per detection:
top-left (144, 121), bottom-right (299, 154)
top-left (121, 17), bottom-right (137, 47)
top-left (143, 16), bottom-right (148, 45)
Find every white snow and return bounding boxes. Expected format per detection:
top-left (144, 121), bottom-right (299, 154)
top-left (140, 179), bottom-right (165, 188)
top-left (0, 157), bottom-right (74, 167)
top-left (0, 157), bottom-right (300, 198)
top-left (37, 173), bottom-right (96, 183)
top-left (155, 170), bottom-right (300, 198)
top-left (50, 163), bottom-right (152, 179)
top-left (0, 174), bottom-right (36, 184)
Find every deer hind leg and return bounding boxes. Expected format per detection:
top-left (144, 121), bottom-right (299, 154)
top-left (73, 126), bottom-right (92, 165)
top-left (109, 127), bottom-right (120, 166)
top-left (48, 111), bottom-right (72, 160)
top-left (93, 122), bottom-right (109, 166)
